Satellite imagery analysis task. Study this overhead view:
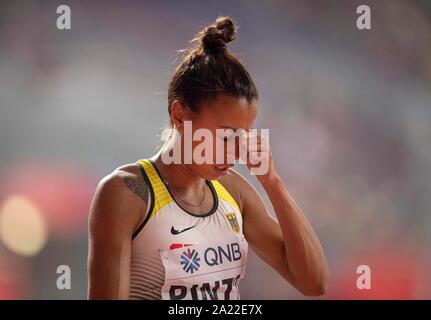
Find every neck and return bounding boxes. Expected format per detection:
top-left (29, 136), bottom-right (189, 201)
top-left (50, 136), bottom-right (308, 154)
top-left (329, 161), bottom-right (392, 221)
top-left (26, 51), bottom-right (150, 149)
top-left (152, 138), bottom-right (206, 195)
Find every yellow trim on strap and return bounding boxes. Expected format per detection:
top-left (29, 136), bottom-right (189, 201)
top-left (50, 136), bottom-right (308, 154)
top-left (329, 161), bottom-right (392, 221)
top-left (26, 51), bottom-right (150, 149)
top-left (211, 180), bottom-right (241, 213)
top-left (138, 159), bottom-right (173, 219)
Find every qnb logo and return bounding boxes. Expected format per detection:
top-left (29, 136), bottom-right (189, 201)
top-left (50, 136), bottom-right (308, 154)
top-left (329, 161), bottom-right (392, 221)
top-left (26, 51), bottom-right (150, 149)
top-left (180, 248), bottom-right (201, 274)
top-left (204, 243), bottom-right (241, 266)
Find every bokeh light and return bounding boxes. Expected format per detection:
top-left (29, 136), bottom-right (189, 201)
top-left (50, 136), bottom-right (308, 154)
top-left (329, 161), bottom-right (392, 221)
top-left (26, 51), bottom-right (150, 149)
top-left (0, 162), bottom-right (95, 238)
top-left (0, 195), bottom-right (47, 257)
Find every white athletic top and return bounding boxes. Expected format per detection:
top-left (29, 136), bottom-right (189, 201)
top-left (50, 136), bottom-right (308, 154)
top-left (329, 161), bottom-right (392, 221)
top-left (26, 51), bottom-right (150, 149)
top-left (129, 159), bottom-right (248, 300)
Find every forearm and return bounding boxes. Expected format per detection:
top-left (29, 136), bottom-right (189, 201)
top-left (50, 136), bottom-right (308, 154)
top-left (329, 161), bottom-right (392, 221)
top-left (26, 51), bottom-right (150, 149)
top-left (260, 174), bottom-right (330, 295)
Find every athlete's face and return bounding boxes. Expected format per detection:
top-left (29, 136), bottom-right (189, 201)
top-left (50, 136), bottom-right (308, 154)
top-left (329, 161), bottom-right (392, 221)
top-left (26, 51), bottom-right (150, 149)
top-left (172, 95), bottom-right (258, 180)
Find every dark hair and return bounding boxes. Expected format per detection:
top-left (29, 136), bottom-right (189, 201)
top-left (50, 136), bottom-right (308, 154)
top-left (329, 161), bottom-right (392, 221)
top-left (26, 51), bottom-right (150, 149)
top-left (167, 16), bottom-right (258, 122)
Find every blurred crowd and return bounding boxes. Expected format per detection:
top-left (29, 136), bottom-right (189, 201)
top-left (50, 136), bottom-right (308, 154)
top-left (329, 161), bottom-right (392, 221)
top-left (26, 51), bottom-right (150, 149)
top-left (0, 0), bottom-right (430, 299)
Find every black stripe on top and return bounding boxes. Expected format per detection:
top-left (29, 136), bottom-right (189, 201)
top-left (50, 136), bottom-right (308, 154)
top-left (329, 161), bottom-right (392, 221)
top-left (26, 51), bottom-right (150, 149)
top-left (132, 161), bottom-right (155, 240)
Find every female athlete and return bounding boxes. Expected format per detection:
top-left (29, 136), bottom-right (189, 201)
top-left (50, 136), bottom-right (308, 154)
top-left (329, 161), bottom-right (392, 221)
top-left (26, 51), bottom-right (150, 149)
top-left (87, 16), bottom-right (330, 300)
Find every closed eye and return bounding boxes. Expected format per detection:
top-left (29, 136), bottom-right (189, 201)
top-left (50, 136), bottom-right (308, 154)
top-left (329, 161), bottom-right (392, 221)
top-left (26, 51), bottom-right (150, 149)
top-left (223, 135), bottom-right (234, 142)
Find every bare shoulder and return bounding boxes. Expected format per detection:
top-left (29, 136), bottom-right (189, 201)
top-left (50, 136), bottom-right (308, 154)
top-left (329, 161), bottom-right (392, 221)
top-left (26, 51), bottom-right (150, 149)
top-left (217, 168), bottom-right (257, 213)
top-left (96, 162), bottom-right (148, 202)
top-left (89, 162), bottom-right (149, 234)
top-left (113, 162), bottom-right (150, 202)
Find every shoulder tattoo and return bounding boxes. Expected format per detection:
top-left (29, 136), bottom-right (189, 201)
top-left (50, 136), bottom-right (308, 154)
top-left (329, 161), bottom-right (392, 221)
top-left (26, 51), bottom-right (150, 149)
top-left (123, 176), bottom-right (149, 202)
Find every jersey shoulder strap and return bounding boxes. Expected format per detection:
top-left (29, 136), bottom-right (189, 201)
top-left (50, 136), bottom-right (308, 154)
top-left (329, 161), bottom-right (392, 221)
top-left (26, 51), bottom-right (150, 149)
top-left (132, 159), bottom-right (174, 239)
top-left (211, 179), bottom-right (241, 213)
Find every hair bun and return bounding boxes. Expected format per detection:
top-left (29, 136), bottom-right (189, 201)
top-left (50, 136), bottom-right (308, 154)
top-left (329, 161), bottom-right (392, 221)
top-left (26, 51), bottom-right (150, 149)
top-left (199, 16), bottom-right (236, 54)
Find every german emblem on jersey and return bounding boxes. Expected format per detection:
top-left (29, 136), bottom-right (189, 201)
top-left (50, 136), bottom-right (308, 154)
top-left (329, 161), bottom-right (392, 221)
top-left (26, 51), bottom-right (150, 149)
top-left (180, 248), bottom-right (200, 274)
top-left (225, 213), bottom-right (240, 233)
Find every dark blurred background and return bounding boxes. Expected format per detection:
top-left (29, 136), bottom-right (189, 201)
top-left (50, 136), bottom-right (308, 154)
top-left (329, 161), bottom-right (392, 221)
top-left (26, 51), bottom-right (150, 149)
top-left (0, 0), bottom-right (430, 299)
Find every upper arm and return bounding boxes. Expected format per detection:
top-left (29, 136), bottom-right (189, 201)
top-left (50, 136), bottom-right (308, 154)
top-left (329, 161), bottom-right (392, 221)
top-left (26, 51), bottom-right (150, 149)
top-left (218, 170), bottom-right (293, 283)
top-left (87, 169), bottom-right (148, 299)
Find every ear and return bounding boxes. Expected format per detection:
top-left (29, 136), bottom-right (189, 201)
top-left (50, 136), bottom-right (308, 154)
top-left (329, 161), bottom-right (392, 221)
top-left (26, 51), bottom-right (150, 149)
top-left (170, 100), bottom-right (191, 131)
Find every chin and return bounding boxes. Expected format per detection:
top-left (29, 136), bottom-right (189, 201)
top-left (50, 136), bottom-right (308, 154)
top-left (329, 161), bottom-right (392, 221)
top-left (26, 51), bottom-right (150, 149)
top-left (206, 169), bottom-right (222, 180)
top-left (195, 165), bottom-right (230, 180)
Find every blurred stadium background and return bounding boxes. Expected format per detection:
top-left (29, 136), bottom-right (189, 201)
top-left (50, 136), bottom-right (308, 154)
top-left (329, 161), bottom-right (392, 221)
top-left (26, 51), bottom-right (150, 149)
top-left (0, 0), bottom-right (430, 299)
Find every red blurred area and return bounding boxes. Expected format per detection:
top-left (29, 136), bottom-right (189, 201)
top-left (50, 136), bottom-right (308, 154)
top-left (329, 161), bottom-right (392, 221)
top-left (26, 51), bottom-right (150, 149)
top-left (0, 256), bottom-right (32, 299)
top-left (0, 161), bottom-right (97, 238)
top-left (326, 245), bottom-right (429, 299)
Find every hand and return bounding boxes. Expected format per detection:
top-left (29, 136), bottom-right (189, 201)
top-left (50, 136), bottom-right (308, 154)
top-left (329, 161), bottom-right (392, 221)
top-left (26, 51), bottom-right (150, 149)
top-left (238, 130), bottom-right (278, 185)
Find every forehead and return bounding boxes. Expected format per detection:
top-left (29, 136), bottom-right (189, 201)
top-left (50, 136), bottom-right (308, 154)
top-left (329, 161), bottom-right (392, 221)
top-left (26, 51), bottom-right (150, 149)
top-left (199, 95), bottom-right (258, 129)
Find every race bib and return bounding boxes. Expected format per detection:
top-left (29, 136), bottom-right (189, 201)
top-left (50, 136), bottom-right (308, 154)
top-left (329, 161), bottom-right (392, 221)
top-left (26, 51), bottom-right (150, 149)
top-left (159, 237), bottom-right (248, 300)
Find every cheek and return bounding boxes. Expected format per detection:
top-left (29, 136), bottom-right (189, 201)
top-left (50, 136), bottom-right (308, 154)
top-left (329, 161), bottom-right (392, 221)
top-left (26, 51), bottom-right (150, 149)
top-left (189, 123), bottom-right (241, 165)
top-left (188, 130), bottom-right (218, 164)
top-left (213, 141), bottom-right (225, 163)
top-left (214, 140), bottom-right (239, 165)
